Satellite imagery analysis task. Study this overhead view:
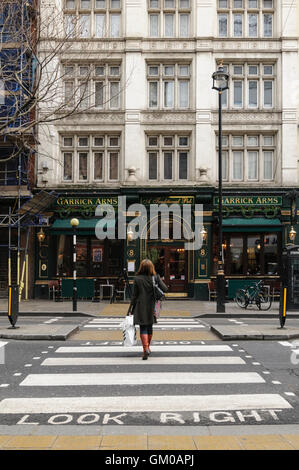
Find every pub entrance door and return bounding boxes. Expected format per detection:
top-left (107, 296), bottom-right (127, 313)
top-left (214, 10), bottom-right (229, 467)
top-left (147, 245), bottom-right (188, 293)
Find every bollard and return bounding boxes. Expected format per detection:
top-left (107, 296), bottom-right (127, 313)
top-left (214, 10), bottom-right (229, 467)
top-left (279, 286), bottom-right (287, 328)
top-left (92, 279), bottom-right (100, 302)
top-left (55, 278), bottom-right (63, 302)
top-left (8, 285), bottom-right (19, 328)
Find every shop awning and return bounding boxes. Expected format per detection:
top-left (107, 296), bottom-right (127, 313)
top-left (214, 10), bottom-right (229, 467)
top-left (223, 218), bottom-right (282, 232)
top-left (51, 218), bottom-right (115, 236)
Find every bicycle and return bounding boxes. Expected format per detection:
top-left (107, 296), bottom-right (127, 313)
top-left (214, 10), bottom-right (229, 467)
top-left (234, 280), bottom-right (272, 311)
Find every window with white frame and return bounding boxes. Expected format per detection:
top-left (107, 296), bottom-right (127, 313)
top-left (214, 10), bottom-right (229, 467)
top-left (61, 134), bottom-right (120, 182)
top-left (217, 0), bottom-right (274, 38)
top-left (62, 62), bottom-right (121, 110)
top-left (148, 0), bottom-right (191, 38)
top-left (146, 134), bottom-right (190, 181)
top-left (147, 63), bottom-right (190, 109)
top-left (216, 133), bottom-right (276, 182)
top-left (64, 0), bottom-right (121, 38)
top-left (220, 62), bottom-right (275, 110)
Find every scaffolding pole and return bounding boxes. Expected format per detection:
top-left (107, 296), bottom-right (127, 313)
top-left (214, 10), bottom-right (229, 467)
top-left (8, 207), bottom-right (11, 287)
top-left (19, 227), bottom-right (30, 302)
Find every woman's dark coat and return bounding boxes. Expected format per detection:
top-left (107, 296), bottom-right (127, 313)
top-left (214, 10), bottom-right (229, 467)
top-left (130, 274), bottom-right (168, 325)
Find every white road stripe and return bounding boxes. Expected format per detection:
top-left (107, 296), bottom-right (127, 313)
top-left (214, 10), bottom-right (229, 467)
top-left (83, 324), bottom-right (206, 329)
top-left (89, 318), bottom-right (197, 322)
top-left (41, 356), bottom-right (246, 366)
top-left (0, 342), bottom-right (8, 348)
top-left (20, 372), bottom-right (265, 386)
top-left (0, 394), bottom-right (291, 413)
top-left (56, 345), bottom-right (233, 353)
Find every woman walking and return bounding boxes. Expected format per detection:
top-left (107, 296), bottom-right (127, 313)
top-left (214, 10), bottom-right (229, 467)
top-left (129, 259), bottom-right (168, 360)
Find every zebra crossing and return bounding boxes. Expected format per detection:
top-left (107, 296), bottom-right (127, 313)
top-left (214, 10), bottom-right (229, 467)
top-left (82, 316), bottom-right (207, 330)
top-left (0, 332), bottom-right (295, 426)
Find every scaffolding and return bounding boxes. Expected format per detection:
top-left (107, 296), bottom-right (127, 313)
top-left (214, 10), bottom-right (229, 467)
top-left (0, 187), bottom-right (57, 300)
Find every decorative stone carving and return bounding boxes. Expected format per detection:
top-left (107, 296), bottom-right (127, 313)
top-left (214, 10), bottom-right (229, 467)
top-left (198, 166), bottom-right (210, 182)
top-left (212, 112), bottom-right (281, 124)
top-left (142, 112), bottom-right (195, 124)
top-left (126, 166), bottom-right (138, 183)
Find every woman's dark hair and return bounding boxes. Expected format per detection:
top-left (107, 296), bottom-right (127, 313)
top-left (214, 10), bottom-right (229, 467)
top-left (137, 259), bottom-right (156, 276)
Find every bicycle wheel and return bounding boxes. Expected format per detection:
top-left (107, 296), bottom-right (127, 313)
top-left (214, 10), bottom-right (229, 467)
top-left (256, 288), bottom-right (272, 311)
top-left (235, 289), bottom-right (247, 308)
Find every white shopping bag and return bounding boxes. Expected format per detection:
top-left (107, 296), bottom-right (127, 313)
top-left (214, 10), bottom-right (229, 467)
top-left (122, 315), bottom-right (137, 347)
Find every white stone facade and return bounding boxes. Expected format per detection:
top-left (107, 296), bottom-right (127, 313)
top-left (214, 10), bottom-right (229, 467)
top-left (36, 0), bottom-right (299, 190)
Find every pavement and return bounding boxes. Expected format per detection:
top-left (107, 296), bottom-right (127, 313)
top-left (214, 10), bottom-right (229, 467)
top-left (0, 299), bottom-right (299, 341)
top-left (0, 298), bottom-right (298, 341)
top-left (1, 429), bottom-right (299, 450)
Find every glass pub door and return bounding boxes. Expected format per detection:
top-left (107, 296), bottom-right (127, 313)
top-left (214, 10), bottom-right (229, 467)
top-left (147, 245), bottom-right (187, 293)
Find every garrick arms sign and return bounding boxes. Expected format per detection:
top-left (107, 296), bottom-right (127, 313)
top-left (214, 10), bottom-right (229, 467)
top-left (213, 195), bottom-right (282, 218)
top-left (55, 197), bottom-right (118, 217)
top-left (214, 196), bottom-right (282, 206)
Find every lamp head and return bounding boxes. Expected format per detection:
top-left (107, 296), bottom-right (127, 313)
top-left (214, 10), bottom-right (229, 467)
top-left (289, 226), bottom-right (296, 242)
top-left (70, 218), bottom-right (80, 228)
top-left (127, 226), bottom-right (134, 242)
top-left (212, 62), bottom-right (229, 92)
top-left (200, 226), bottom-right (207, 242)
top-left (37, 227), bottom-right (46, 244)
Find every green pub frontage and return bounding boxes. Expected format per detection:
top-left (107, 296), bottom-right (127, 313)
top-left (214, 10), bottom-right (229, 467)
top-left (34, 189), bottom-right (298, 301)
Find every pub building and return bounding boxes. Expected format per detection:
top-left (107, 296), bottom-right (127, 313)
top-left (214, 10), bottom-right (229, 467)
top-left (34, 189), bottom-right (297, 301)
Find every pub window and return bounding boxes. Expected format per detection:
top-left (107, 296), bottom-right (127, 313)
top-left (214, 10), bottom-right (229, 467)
top-left (56, 235), bottom-right (123, 278)
top-left (220, 232), bottom-right (280, 276)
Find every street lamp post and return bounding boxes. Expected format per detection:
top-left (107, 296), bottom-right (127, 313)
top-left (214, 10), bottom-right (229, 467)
top-left (70, 218), bottom-right (79, 312)
top-left (212, 62), bottom-right (229, 313)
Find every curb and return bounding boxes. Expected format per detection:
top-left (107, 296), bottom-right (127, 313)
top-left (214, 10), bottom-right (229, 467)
top-left (0, 325), bottom-right (80, 341)
top-left (0, 311), bottom-right (95, 317)
top-left (211, 325), bottom-right (299, 341)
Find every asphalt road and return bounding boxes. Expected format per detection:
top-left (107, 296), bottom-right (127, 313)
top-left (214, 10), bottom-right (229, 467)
top-left (0, 315), bottom-right (299, 433)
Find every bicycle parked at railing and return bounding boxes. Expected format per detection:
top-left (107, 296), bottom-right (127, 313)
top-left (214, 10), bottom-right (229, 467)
top-left (234, 280), bottom-right (272, 311)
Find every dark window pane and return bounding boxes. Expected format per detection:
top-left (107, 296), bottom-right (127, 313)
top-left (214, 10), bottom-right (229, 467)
top-left (179, 152), bottom-right (188, 179)
top-left (90, 239), bottom-right (104, 276)
top-left (148, 136), bottom-right (158, 146)
top-left (94, 152), bottom-right (103, 179)
top-left (149, 152), bottom-right (158, 180)
top-left (94, 137), bottom-right (104, 146)
top-left (230, 236), bottom-right (244, 274)
top-left (164, 152), bottom-right (172, 179)
top-left (63, 153), bottom-right (72, 180)
top-left (79, 153), bottom-right (88, 180)
top-left (76, 237), bottom-right (88, 277)
top-left (247, 235), bottom-right (261, 275)
top-left (95, 82), bottom-right (104, 107)
top-left (109, 152), bottom-right (118, 179)
top-left (56, 235), bottom-right (72, 276)
top-left (264, 233), bottom-right (278, 274)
